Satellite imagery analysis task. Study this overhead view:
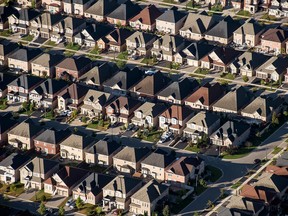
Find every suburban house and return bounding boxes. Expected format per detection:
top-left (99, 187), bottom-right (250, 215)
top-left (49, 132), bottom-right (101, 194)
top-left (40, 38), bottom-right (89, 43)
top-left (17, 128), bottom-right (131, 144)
top-left (113, 146), bottom-right (150, 174)
top-left (158, 105), bottom-right (193, 134)
top-left (179, 11), bottom-right (223, 40)
top-left (0, 6), bottom-right (19, 30)
top-left (241, 95), bottom-right (283, 122)
top-left (156, 7), bottom-right (187, 34)
top-left (204, 16), bottom-right (241, 45)
top-left (63, 0), bottom-right (95, 15)
top-left (57, 83), bottom-right (90, 111)
top-left (129, 4), bottom-right (163, 31)
top-left (55, 56), bottom-right (92, 81)
top-left (151, 34), bottom-right (185, 62)
top-left (185, 82), bottom-right (224, 110)
top-left (131, 71), bottom-right (171, 99)
top-left (130, 180), bottom-right (169, 216)
top-left (42, 0), bottom-right (63, 13)
top-left (131, 102), bottom-right (168, 128)
top-left (17, 0), bottom-right (42, 8)
top-left (183, 111), bottom-right (221, 141)
top-left (141, 149), bottom-right (175, 181)
top-left (240, 184), bottom-right (277, 204)
top-left (20, 157), bottom-right (59, 189)
top-left (102, 175), bottom-right (142, 210)
top-left (106, 0), bottom-right (142, 26)
top-left (84, 0), bottom-right (119, 22)
top-left (31, 53), bottom-right (65, 78)
top-left (44, 166), bottom-right (90, 197)
top-left (276, 152), bottom-right (288, 167)
top-left (72, 173), bottom-right (114, 205)
top-left (261, 28), bottom-right (288, 54)
top-left (63, 16), bottom-right (86, 43)
top-left (7, 119), bottom-right (44, 150)
top-left (233, 19), bottom-right (264, 47)
top-left (126, 31), bottom-right (157, 57)
top-left (59, 133), bottom-right (95, 161)
top-left (105, 96), bottom-right (142, 124)
top-left (157, 77), bottom-right (199, 105)
top-left (8, 48), bottom-right (42, 73)
top-left (85, 138), bottom-right (122, 166)
top-left (165, 156), bottom-right (205, 186)
top-left (0, 113), bottom-right (18, 145)
top-left (212, 86), bottom-right (252, 115)
top-left (34, 128), bottom-right (71, 155)
top-left (80, 89), bottom-right (113, 118)
top-left (210, 120), bottom-right (251, 147)
top-left (0, 39), bottom-right (19, 67)
top-left (0, 73), bottom-right (18, 99)
top-left (103, 68), bottom-right (145, 96)
top-left (265, 165), bottom-right (288, 176)
top-left (0, 153), bottom-right (30, 184)
top-left (29, 78), bottom-right (69, 108)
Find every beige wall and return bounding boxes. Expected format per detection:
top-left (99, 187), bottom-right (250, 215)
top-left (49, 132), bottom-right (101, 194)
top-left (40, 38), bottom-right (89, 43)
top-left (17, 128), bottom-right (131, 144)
top-left (60, 145), bottom-right (85, 161)
top-left (8, 59), bottom-right (30, 72)
top-left (31, 63), bottom-right (53, 77)
top-left (141, 163), bottom-right (166, 181)
top-left (8, 134), bottom-right (34, 150)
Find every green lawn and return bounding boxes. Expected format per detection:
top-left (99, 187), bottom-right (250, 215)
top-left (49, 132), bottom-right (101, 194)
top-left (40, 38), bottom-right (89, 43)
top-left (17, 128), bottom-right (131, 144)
top-left (171, 194), bottom-right (194, 214)
top-left (65, 42), bottom-right (81, 51)
top-left (90, 47), bottom-right (101, 55)
top-left (185, 145), bottom-right (201, 153)
top-left (205, 165), bottom-right (222, 182)
top-left (186, 1), bottom-right (201, 8)
top-left (237, 10), bottom-right (252, 17)
top-left (195, 184), bottom-right (207, 195)
top-left (222, 146), bottom-right (256, 159)
top-left (22, 35), bottom-right (34, 42)
top-left (88, 164), bottom-right (107, 173)
top-left (141, 57), bottom-right (156, 66)
top-left (64, 51), bottom-right (75, 57)
top-left (43, 111), bottom-right (55, 120)
top-left (0, 30), bottom-right (12, 37)
top-left (117, 51), bottom-right (128, 60)
top-left (0, 182), bottom-right (24, 197)
top-left (78, 203), bottom-right (98, 215)
top-left (211, 4), bottom-right (223, 12)
top-left (231, 181), bottom-right (242, 189)
top-left (261, 13), bottom-right (278, 21)
top-left (86, 54), bottom-right (102, 61)
top-left (87, 120), bottom-right (110, 131)
top-left (220, 73), bottom-right (235, 80)
top-left (195, 68), bottom-right (210, 75)
top-left (18, 109), bottom-right (34, 116)
top-left (137, 129), bottom-right (163, 143)
top-left (0, 98), bottom-right (8, 110)
top-left (30, 189), bottom-right (52, 202)
top-left (272, 147), bottom-right (282, 154)
top-left (45, 40), bottom-right (56, 46)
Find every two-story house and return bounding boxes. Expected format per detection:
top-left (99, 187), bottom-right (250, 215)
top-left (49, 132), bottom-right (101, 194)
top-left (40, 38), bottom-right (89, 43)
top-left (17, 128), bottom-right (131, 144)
top-left (0, 73), bottom-right (18, 99)
top-left (42, 0), bottom-right (63, 14)
top-left (0, 6), bottom-right (19, 30)
top-left (0, 113), bottom-right (18, 145)
top-left (0, 39), bottom-right (19, 67)
top-left (63, 0), bottom-right (95, 15)
top-left (63, 16), bottom-right (86, 43)
top-left (261, 28), bottom-right (288, 54)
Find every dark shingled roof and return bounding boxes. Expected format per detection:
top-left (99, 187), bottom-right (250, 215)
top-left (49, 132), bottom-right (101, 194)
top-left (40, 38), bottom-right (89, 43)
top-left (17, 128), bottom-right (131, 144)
top-left (32, 79), bottom-right (68, 96)
top-left (56, 56), bottom-right (91, 71)
top-left (8, 119), bottom-right (43, 138)
top-left (0, 6), bottom-right (19, 23)
top-left (0, 112), bottom-right (18, 134)
top-left (34, 128), bottom-right (71, 145)
top-left (0, 39), bottom-right (19, 57)
top-left (114, 146), bottom-right (150, 163)
top-left (86, 139), bottom-right (121, 155)
top-left (107, 0), bottom-right (141, 21)
top-left (141, 149), bottom-right (175, 168)
top-left (0, 153), bottom-right (30, 170)
top-left (58, 83), bottom-right (90, 100)
top-left (104, 175), bottom-right (142, 194)
top-left (85, 0), bottom-right (119, 16)
top-left (0, 73), bottom-right (18, 91)
top-left (156, 7), bottom-right (186, 23)
top-left (9, 48), bottom-right (42, 62)
top-left (8, 74), bottom-right (43, 90)
top-left (18, 8), bottom-right (40, 21)
top-left (25, 157), bottom-right (58, 174)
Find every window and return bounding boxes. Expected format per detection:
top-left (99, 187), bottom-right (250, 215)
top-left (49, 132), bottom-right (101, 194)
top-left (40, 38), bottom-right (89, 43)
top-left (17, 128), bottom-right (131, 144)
top-left (160, 116), bottom-right (165, 123)
top-left (171, 118), bottom-right (178, 125)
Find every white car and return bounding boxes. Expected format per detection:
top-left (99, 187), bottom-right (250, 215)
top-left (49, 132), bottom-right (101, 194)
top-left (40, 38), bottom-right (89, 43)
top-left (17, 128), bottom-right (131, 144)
top-left (65, 198), bottom-right (73, 206)
top-left (145, 68), bottom-right (158, 75)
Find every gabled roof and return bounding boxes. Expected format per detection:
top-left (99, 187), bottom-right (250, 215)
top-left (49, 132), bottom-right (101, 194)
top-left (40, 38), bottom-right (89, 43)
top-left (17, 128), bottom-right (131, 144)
top-left (34, 128), bottom-right (71, 145)
top-left (8, 119), bottom-right (43, 138)
top-left (203, 47), bottom-right (241, 65)
top-left (141, 149), bottom-right (175, 168)
top-left (107, 0), bottom-right (141, 21)
top-left (103, 175), bottom-right (142, 194)
top-left (181, 42), bottom-right (214, 60)
top-left (9, 48), bottom-right (42, 62)
top-left (234, 19), bottom-right (264, 35)
top-left (130, 4), bottom-right (163, 25)
top-left (261, 28), bottom-right (288, 43)
top-left (185, 82), bottom-right (224, 106)
top-left (83, 89), bottom-right (113, 106)
top-left (256, 56), bottom-right (288, 75)
top-left (0, 6), bottom-right (19, 23)
top-left (160, 105), bottom-right (192, 121)
top-left (60, 133), bottom-right (95, 149)
top-left (64, 16), bottom-right (86, 31)
top-left (126, 31), bottom-right (157, 45)
top-left (186, 111), bottom-right (220, 128)
top-left (86, 139), bottom-right (121, 155)
top-left (18, 8), bottom-right (40, 21)
top-left (156, 7), bottom-right (187, 23)
top-left (0, 39), bottom-right (19, 57)
top-left (8, 74), bottom-right (43, 89)
top-left (58, 83), bottom-right (90, 100)
top-left (76, 23), bottom-right (113, 41)
top-left (265, 165), bottom-right (288, 176)
top-left (166, 156), bottom-right (203, 176)
top-left (240, 184), bottom-right (277, 204)
top-left (133, 102), bottom-right (168, 118)
top-left (0, 153), bottom-right (30, 170)
top-left (114, 146), bottom-right (150, 163)
top-left (0, 112), bottom-right (18, 134)
top-left (254, 172), bottom-right (288, 193)
top-left (85, 0), bottom-right (119, 16)
top-left (0, 73), bottom-right (18, 91)
top-left (33, 12), bottom-right (64, 27)
top-left (32, 53), bottom-right (65, 68)
top-left (56, 56), bottom-right (91, 71)
top-left (157, 77), bottom-right (199, 101)
top-left (226, 195), bottom-right (266, 214)
top-left (105, 28), bottom-right (133, 46)
top-left (107, 96), bottom-right (141, 112)
top-left (153, 34), bottom-right (184, 52)
top-left (32, 78), bottom-right (68, 95)
top-left (24, 157), bottom-right (58, 174)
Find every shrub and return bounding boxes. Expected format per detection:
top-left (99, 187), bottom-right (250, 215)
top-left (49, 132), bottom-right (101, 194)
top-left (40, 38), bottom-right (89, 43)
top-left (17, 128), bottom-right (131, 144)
top-left (242, 75), bottom-right (249, 82)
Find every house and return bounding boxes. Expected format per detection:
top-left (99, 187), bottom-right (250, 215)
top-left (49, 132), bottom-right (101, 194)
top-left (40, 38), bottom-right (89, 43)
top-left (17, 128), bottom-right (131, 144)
top-left (0, 73), bottom-right (18, 99)
top-left (56, 56), bottom-right (92, 81)
top-left (185, 82), bottom-right (224, 110)
top-left (103, 67), bottom-right (144, 96)
top-left (85, 138), bottom-right (122, 166)
top-left (210, 120), bottom-right (251, 147)
top-left (8, 8), bottom-right (40, 34)
top-left (72, 173), bottom-right (114, 205)
top-left (255, 56), bottom-right (288, 81)
top-left (131, 102), bottom-right (168, 128)
top-left (276, 152), bottom-right (288, 167)
top-left (159, 105), bottom-right (193, 134)
top-left (129, 4), bottom-right (163, 31)
top-left (204, 16), bottom-right (241, 44)
top-left (131, 71), bottom-right (171, 99)
top-left (79, 62), bottom-right (118, 88)
top-left (106, 0), bottom-right (141, 26)
top-left (0, 39), bottom-right (19, 67)
top-left (8, 48), bottom-right (42, 73)
top-left (165, 156), bottom-right (205, 186)
top-left (31, 53), bottom-right (65, 78)
top-left (84, 0), bottom-right (119, 22)
top-left (157, 77), bottom-right (199, 105)
top-left (0, 6), bottom-right (19, 30)
top-left (29, 78), bottom-right (68, 109)
top-left (244, 0), bottom-right (261, 14)
top-left (233, 19), bottom-right (264, 47)
top-left (230, 51), bottom-right (270, 77)
top-left (60, 133), bottom-right (95, 161)
top-left (0, 153), bottom-right (30, 184)
top-left (63, 0), bottom-right (95, 15)
top-left (7, 74), bottom-right (44, 103)
top-left (29, 12), bottom-right (64, 39)
top-left (151, 34), bottom-right (185, 62)
top-left (102, 175), bottom-right (142, 210)
top-left (0, 113), bottom-right (18, 145)
top-left (212, 86), bottom-right (252, 115)
top-left (179, 11), bottom-right (223, 41)
top-left (126, 31), bottom-right (157, 57)
top-left (265, 165), bottom-right (288, 177)
top-left (80, 89), bottom-right (113, 118)
top-left (74, 23), bottom-right (113, 47)
top-left (57, 83), bottom-right (90, 111)
top-left (141, 149), bottom-right (175, 181)
top-left (113, 146), bottom-right (150, 174)
top-left (8, 119), bottom-right (44, 150)
top-left (34, 128), bottom-right (71, 155)
top-left (130, 180), bottom-right (169, 216)
top-left (105, 96), bottom-right (142, 124)
top-left (261, 28), bottom-right (288, 54)
top-left (17, 0), bottom-right (42, 8)
top-left (20, 157), bottom-right (59, 189)
top-left (200, 47), bottom-right (241, 72)
top-left (269, 0), bottom-right (284, 17)
top-left (44, 166), bottom-right (90, 197)
top-left (183, 111), bottom-right (221, 141)
top-left (241, 95), bottom-right (283, 122)
top-left (42, 0), bottom-right (63, 14)
top-left (63, 16), bottom-right (86, 43)
top-left (97, 28), bottom-right (133, 52)
top-left (156, 7), bottom-right (187, 35)
top-left (240, 184), bottom-right (277, 204)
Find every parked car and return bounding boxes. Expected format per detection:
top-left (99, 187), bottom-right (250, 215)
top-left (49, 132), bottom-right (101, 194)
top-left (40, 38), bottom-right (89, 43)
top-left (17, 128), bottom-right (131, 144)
top-left (254, 159), bottom-right (261, 164)
top-left (69, 202), bottom-right (76, 209)
top-left (19, 34), bottom-right (28, 38)
top-left (127, 124), bottom-right (135, 131)
top-left (145, 68), bottom-right (159, 75)
top-left (132, 125), bottom-right (139, 132)
top-left (65, 198), bottom-right (73, 206)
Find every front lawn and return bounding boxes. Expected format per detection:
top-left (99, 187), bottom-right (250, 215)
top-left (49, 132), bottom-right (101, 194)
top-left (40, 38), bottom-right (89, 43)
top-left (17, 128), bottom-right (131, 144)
top-left (205, 165), bottom-right (222, 182)
top-left (0, 30), bottom-right (12, 37)
top-left (43, 111), bottom-right (55, 120)
top-left (45, 40), bottom-right (56, 46)
top-left (261, 13), bottom-right (278, 21)
top-left (231, 181), bottom-right (242, 189)
top-left (136, 128), bottom-right (163, 142)
top-left (22, 35), bottom-right (34, 42)
top-left (87, 120), bottom-right (110, 131)
top-left (171, 194), bottom-right (194, 214)
top-left (222, 146), bottom-right (256, 159)
top-left (195, 68), bottom-right (210, 75)
top-left (272, 147), bottom-right (282, 154)
top-left (90, 47), bottom-right (101, 55)
top-left (30, 189), bottom-right (52, 202)
top-left (141, 57), bottom-right (157, 66)
top-left (237, 10), bottom-right (252, 17)
top-left (0, 98), bottom-right (8, 110)
top-left (117, 51), bottom-right (128, 60)
top-left (64, 51), bottom-right (75, 57)
top-left (78, 203), bottom-right (99, 215)
top-left (195, 184), bottom-right (207, 195)
top-left (65, 42), bottom-right (81, 51)
top-left (185, 144), bottom-right (201, 153)
top-left (0, 182), bottom-right (24, 197)
top-left (211, 4), bottom-right (223, 12)
top-left (220, 73), bottom-right (235, 80)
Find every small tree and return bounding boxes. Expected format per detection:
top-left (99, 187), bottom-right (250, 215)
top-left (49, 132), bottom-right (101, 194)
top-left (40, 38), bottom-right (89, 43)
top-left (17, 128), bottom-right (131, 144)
top-left (162, 205), bottom-right (170, 216)
top-left (272, 112), bottom-right (279, 125)
top-left (242, 75), bottom-right (249, 82)
top-left (95, 206), bottom-right (102, 215)
top-left (31, 0), bottom-right (36, 8)
top-left (40, 195), bottom-right (46, 202)
top-left (38, 202), bottom-right (46, 215)
top-left (75, 196), bottom-right (84, 210)
top-left (191, 0), bottom-right (195, 7)
top-left (199, 178), bottom-right (207, 187)
top-left (22, 101), bottom-right (29, 112)
top-left (29, 101), bottom-right (34, 111)
top-left (10, 184), bottom-right (17, 192)
top-left (58, 206), bottom-right (65, 216)
top-left (208, 2), bottom-right (212, 10)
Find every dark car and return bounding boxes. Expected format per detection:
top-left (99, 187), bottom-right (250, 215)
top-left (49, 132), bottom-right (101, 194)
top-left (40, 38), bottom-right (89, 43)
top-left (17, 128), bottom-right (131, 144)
top-left (127, 124), bottom-right (135, 131)
top-left (254, 159), bottom-right (261, 164)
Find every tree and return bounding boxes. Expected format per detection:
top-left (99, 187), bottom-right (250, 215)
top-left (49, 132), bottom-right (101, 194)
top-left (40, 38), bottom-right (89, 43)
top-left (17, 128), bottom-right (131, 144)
top-left (38, 202), bottom-right (46, 215)
top-left (75, 196), bottom-right (84, 210)
top-left (10, 184), bottom-right (17, 192)
top-left (191, 0), bottom-right (195, 7)
top-left (116, 60), bottom-right (126, 70)
top-left (40, 195), bottom-right (46, 202)
top-left (22, 101), bottom-right (29, 112)
top-left (95, 206), bottom-right (102, 215)
top-left (58, 206), bottom-right (65, 216)
top-left (31, 0), bottom-right (36, 8)
top-left (207, 200), bottom-right (213, 208)
top-left (199, 178), bottom-right (207, 187)
top-left (162, 205), bottom-right (170, 216)
top-left (242, 75), bottom-right (249, 82)
top-left (29, 101), bottom-right (34, 111)
top-left (208, 2), bottom-right (212, 10)
top-left (272, 112), bottom-right (279, 125)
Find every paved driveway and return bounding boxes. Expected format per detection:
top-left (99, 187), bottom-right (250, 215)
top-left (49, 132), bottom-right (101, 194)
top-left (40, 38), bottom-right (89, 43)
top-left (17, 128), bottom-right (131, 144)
top-left (18, 188), bottom-right (37, 200)
top-left (46, 195), bottom-right (67, 208)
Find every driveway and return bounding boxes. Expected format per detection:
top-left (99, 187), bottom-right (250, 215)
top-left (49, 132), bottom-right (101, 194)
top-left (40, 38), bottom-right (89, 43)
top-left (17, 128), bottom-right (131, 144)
top-left (46, 195), bottom-right (67, 208)
top-left (18, 188), bottom-right (37, 200)
top-left (174, 141), bottom-right (188, 150)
